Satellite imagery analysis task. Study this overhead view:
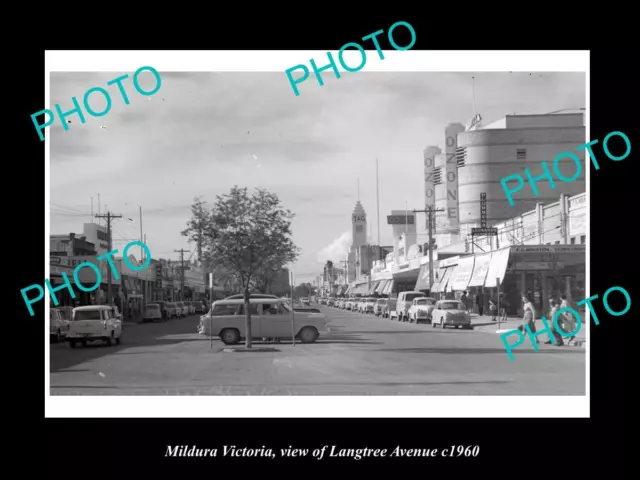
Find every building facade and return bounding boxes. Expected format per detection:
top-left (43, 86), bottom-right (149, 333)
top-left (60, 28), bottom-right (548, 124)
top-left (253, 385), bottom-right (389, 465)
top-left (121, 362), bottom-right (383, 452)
top-left (426, 113), bottom-right (586, 248)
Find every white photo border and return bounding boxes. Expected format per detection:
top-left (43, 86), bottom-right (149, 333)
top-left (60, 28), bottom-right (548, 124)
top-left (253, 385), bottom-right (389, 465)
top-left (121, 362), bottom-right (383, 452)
top-left (45, 50), bottom-right (590, 418)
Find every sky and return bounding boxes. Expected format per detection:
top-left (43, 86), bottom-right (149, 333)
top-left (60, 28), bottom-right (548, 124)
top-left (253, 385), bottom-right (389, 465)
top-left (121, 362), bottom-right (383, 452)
top-left (50, 71), bottom-right (585, 283)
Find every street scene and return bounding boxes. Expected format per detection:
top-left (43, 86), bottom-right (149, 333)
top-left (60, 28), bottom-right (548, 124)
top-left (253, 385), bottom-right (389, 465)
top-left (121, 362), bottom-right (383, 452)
top-left (49, 68), bottom-right (586, 396)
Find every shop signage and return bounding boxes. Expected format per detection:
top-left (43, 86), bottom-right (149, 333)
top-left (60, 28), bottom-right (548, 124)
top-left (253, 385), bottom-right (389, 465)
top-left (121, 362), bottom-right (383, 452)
top-left (471, 227), bottom-right (498, 236)
top-left (465, 113), bottom-right (482, 132)
top-left (387, 215), bottom-right (414, 225)
top-left (512, 262), bottom-right (564, 270)
top-left (512, 245), bottom-right (585, 254)
top-left (438, 256), bottom-right (460, 268)
top-left (352, 215), bottom-right (366, 222)
top-left (50, 256), bottom-right (63, 265)
top-left (155, 263), bottom-right (162, 288)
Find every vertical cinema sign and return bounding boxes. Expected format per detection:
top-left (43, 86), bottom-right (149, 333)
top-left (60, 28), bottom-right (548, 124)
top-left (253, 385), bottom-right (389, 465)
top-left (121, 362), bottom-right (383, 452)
top-left (423, 146), bottom-right (440, 228)
top-left (444, 123), bottom-right (465, 231)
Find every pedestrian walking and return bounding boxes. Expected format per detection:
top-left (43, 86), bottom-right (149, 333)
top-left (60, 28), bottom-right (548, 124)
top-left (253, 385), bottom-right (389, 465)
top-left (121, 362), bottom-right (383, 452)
top-left (460, 291), bottom-right (468, 310)
top-left (518, 293), bottom-right (539, 344)
top-left (489, 297), bottom-right (497, 321)
top-left (499, 293), bottom-right (508, 321)
top-left (476, 291), bottom-right (484, 316)
top-left (559, 294), bottom-right (577, 342)
top-left (545, 298), bottom-right (564, 346)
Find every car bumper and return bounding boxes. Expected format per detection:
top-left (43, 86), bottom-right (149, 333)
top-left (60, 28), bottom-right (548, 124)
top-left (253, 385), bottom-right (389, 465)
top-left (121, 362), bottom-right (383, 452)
top-left (68, 333), bottom-right (109, 340)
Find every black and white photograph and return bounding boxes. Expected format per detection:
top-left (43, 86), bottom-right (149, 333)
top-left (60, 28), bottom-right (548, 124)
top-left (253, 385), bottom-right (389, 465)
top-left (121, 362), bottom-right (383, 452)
top-left (45, 51), bottom-right (588, 416)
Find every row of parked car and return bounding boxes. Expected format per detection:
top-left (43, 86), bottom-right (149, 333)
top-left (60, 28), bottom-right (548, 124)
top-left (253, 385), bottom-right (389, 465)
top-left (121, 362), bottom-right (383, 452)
top-left (319, 292), bottom-right (474, 329)
top-left (150, 300), bottom-right (207, 321)
top-left (49, 300), bottom-right (209, 345)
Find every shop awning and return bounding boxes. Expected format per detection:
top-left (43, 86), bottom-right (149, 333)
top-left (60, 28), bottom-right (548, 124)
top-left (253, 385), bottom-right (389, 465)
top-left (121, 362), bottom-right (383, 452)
top-left (485, 247), bottom-right (511, 287)
top-left (414, 263), bottom-right (432, 291)
top-left (449, 255), bottom-right (475, 291)
top-left (468, 252), bottom-right (493, 287)
top-left (440, 266), bottom-right (456, 293)
top-left (381, 279), bottom-right (394, 295)
top-left (375, 279), bottom-right (389, 294)
top-left (366, 281), bottom-right (379, 295)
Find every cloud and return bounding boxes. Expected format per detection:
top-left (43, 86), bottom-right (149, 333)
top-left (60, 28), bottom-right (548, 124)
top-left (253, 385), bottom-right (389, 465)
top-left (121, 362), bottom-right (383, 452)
top-left (317, 231), bottom-right (352, 263)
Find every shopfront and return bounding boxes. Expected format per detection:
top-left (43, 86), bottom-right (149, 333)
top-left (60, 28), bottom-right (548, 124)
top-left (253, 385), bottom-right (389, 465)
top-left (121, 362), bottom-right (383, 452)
top-left (507, 245), bottom-right (586, 317)
top-left (430, 256), bottom-right (459, 299)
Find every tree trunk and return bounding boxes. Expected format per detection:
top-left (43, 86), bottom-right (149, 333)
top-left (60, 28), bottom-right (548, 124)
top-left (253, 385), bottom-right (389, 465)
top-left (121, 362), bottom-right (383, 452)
top-left (244, 286), bottom-right (252, 349)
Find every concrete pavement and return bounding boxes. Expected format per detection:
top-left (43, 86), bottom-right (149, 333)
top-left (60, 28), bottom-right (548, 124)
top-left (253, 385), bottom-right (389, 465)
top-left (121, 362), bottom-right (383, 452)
top-left (49, 307), bottom-right (585, 395)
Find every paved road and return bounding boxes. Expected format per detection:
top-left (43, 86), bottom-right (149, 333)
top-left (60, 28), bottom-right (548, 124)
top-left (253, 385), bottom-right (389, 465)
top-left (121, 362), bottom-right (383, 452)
top-left (49, 307), bottom-right (585, 395)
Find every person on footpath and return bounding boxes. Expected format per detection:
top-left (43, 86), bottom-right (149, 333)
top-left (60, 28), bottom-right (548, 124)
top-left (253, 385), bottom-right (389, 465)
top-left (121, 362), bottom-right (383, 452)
top-left (559, 294), bottom-right (577, 343)
top-left (476, 291), bottom-right (484, 316)
top-left (518, 293), bottom-right (539, 344)
top-left (460, 291), bottom-right (468, 310)
top-left (489, 296), bottom-right (497, 322)
top-left (545, 298), bottom-right (564, 346)
top-left (499, 293), bottom-right (509, 322)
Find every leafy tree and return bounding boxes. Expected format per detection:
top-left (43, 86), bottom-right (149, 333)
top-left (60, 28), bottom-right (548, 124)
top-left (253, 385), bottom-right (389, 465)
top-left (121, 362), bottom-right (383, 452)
top-left (293, 283), bottom-right (316, 299)
top-left (183, 187), bottom-right (300, 348)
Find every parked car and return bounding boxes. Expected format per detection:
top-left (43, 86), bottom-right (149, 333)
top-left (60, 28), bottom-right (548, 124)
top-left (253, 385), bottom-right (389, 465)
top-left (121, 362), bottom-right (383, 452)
top-left (363, 298), bottom-right (376, 314)
top-left (383, 297), bottom-right (397, 318)
top-left (198, 298), bottom-right (329, 344)
top-left (393, 291), bottom-right (427, 321)
top-left (50, 307), bottom-right (70, 342)
top-left (175, 301), bottom-right (188, 317)
top-left (431, 300), bottom-right (472, 329)
top-left (301, 297), bottom-right (310, 306)
top-left (374, 298), bottom-right (387, 317)
top-left (143, 303), bottom-right (163, 322)
top-left (67, 305), bottom-right (122, 348)
top-left (166, 302), bottom-right (178, 319)
top-left (407, 297), bottom-right (437, 324)
top-left (194, 301), bottom-right (206, 314)
top-left (154, 301), bottom-right (168, 319)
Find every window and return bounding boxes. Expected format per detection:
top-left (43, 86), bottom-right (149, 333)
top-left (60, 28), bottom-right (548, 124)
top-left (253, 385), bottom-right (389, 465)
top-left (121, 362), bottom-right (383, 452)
top-left (517, 148), bottom-right (527, 160)
top-left (570, 237), bottom-right (576, 244)
top-left (456, 147), bottom-right (467, 167)
top-left (74, 310), bottom-right (102, 321)
top-left (211, 304), bottom-right (239, 316)
top-left (433, 167), bottom-right (442, 185)
top-left (580, 235), bottom-right (586, 244)
top-left (237, 304), bottom-right (259, 315)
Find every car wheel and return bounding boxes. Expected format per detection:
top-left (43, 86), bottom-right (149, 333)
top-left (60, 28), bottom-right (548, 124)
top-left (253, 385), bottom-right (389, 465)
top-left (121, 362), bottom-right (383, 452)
top-left (432, 321), bottom-right (436, 328)
top-left (220, 328), bottom-right (241, 345)
top-left (81, 339), bottom-right (88, 347)
top-left (105, 335), bottom-right (112, 346)
top-left (441, 318), bottom-right (446, 329)
top-left (69, 340), bottom-right (77, 348)
top-left (116, 334), bottom-right (121, 345)
top-left (299, 327), bottom-right (319, 344)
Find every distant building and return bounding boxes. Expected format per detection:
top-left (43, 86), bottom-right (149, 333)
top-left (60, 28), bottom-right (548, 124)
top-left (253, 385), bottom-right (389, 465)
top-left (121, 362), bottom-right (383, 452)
top-left (50, 232), bottom-right (97, 256)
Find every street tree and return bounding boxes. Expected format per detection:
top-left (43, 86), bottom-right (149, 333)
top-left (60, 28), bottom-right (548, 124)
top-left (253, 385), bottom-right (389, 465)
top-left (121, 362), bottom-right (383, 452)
top-left (182, 186), bottom-right (300, 348)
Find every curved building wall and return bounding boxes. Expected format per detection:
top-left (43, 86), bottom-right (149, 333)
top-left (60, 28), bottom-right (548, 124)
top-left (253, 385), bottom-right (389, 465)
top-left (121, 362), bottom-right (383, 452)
top-left (456, 126), bottom-right (586, 237)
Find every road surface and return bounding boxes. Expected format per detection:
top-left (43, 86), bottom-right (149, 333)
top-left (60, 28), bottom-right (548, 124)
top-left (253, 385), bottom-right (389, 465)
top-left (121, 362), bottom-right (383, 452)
top-left (49, 306), bottom-right (585, 395)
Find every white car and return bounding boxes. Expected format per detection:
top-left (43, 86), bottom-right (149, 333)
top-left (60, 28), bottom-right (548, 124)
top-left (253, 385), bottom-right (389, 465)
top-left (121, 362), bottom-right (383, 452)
top-left (50, 308), bottom-right (70, 343)
top-left (198, 298), bottom-right (329, 344)
top-left (143, 303), bottom-right (163, 322)
top-left (67, 305), bottom-right (123, 348)
top-left (407, 297), bottom-right (437, 324)
top-left (431, 300), bottom-right (472, 329)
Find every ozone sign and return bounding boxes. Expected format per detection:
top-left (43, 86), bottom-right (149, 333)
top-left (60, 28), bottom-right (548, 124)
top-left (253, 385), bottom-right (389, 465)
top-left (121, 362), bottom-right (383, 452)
top-left (387, 215), bottom-right (415, 225)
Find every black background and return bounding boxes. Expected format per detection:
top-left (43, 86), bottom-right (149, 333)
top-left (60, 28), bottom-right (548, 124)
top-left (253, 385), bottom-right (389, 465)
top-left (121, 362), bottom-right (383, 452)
top-left (13, 10), bottom-right (630, 476)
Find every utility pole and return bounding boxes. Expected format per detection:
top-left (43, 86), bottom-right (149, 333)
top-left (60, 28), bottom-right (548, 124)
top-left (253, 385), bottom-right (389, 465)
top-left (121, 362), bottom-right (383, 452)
top-left (95, 211), bottom-right (122, 305)
top-left (413, 207), bottom-right (445, 290)
top-left (139, 206), bottom-right (144, 261)
top-left (174, 248), bottom-right (189, 301)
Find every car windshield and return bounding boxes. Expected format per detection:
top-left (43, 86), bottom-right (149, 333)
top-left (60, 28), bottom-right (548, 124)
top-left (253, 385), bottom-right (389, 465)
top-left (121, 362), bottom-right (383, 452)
top-left (367, 299), bottom-right (376, 304)
top-left (416, 299), bottom-right (428, 305)
top-left (405, 293), bottom-right (425, 302)
top-left (145, 305), bottom-right (160, 311)
top-left (74, 310), bottom-right (102, 321)
top-left (439, 302), bottom-right (463, 310)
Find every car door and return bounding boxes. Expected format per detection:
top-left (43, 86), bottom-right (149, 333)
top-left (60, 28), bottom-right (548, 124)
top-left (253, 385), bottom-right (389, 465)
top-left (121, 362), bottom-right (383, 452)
top-left (236, 303), bottom-right (261, 338)
top-left (260, 303), bottom-right (290, 338)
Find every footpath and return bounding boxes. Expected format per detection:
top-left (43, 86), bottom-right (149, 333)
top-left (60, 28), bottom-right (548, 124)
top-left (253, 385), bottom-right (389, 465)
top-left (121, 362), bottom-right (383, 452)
top-left (470, 314), bottom-right (586, 348)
